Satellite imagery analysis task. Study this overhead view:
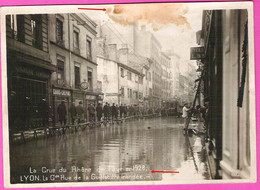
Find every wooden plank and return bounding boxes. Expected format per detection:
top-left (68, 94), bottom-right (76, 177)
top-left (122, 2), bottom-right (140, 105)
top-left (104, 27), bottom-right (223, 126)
top-left (24, 22), bottom-right (32, 31)
top-left (42, 28), bottom-right (48, 34)
top-left (24, 34), bottom-right (32, 42)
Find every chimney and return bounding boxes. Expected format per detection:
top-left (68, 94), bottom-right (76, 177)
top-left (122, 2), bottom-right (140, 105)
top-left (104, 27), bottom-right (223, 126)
top-left (107, 44), bottom-right (117, 61)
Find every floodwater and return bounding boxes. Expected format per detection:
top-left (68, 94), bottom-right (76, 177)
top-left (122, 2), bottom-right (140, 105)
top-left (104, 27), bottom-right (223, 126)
top-left (10, 117), bottom-right (210, 184)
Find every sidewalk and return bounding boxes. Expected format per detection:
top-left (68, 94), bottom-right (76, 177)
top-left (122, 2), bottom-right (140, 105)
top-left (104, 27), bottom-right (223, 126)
top-left (9, 113), bottom-right (161, 144)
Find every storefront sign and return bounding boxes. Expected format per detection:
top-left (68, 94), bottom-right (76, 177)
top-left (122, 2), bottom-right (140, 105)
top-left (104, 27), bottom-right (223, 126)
top-left (53, 89), bottom-right (71, 96)
top-left (86, 95), bottom-right (96, 100)
top-left (190, 47), bottom-right (205, 60)
top-left (15, 66), bottom-right (49, 78)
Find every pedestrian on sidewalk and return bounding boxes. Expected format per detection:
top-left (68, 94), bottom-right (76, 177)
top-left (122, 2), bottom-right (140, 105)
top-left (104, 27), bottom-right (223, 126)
top-left (108, 103), bottom-right (111, 120)
top-left (76, 101), bottom-right (84, 124)
top-left (123, 104), bottom-right (127, 118)
top-left (119, 104), bottom-right (124, 118)
top-left (115, 104), bottom-right (119, 119)
top-left (69, 102), bottom-right (77, 125)
top-left (88, 103), bottom-right (96, 122)
top-left (111, 103), bottom-right (116, 121)
top-left (103, 102), bottom-right (108, 120)
top-left (96, 103), bottom-right (103, 121)
top-left (57, 101), bottom-right (67, 126)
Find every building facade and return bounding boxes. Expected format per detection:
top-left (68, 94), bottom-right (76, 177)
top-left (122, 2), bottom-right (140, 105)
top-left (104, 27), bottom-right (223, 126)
top-left (48, 13), bottom-right (102, 124)
top-left (6, 14), bottom-right (56, 131)
top-left (98, 23), bottom-right (173, 108)
top-left (197, 9), bottom-right (253, 179)
top-left (96, 43), bottom-right (144, 105)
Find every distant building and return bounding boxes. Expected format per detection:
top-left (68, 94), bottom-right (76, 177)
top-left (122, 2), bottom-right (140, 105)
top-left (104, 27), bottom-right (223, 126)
top-left (169, 53), bottom-right (181, 99)
top-left (98, 23), bottom-right (173, 108)
top-left (96, 43), bottom-right (145, 105)
top-left (161, 52), bottom-right (172, 101)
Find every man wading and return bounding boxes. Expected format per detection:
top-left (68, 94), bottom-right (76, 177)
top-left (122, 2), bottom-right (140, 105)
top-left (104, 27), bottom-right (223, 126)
top-left (182, 103), bottom-right (192, 130)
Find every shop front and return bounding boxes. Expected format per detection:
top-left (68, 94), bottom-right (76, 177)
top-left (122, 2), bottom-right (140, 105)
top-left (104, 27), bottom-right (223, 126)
top-left (52, 88), bottom-right (72, 125)
top-left (8, 64), bottom-right (54, 131)
top-left (72, 90), bottom-right (86, 120)
top-left (85, 94), bottom-right (98, 122)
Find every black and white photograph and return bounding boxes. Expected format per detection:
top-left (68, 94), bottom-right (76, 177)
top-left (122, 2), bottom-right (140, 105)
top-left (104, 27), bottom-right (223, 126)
top-left (1, 1), bottom-right (256, 188)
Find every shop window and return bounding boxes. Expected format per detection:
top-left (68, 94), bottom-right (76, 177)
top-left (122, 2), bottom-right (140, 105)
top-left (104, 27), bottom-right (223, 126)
top-left (73, 29), bottom-right (80, 54)
top-left (88, 69), bottom-right (93, 91)
top-left (86, 37), bottom-right (92, 60)
top-left (31, 14), bottom-right (43, 50)
top-left (56, 18), bottom-right (64, 46)
top-left (74, 64), bottom-right (80, 89)
top-left (9, 77), bottom-right (47, 130)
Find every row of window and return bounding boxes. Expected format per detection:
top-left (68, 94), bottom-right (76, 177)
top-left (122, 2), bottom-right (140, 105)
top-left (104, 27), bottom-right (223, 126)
top-left (10, 14), bottom-right (43, 50)
top-left (56, 16), bottom-right (92, 61)
top-left (74, 64), bottom-right (93, 90)
top-left (120, 87), bottom-right (143, 99)
top-left (56, 55), bottom-right (93, 90)
top-left (120, 68), bottom-right (144, 84)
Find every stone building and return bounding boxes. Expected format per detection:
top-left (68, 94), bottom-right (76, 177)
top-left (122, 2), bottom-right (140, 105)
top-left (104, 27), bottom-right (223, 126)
top-left (6, 14), bottom-right (56, 131)
top-left (197, 9), bottom-right (253, 179)
top-left (48, 13), bottom-right (102, 124)
top-left (98, 23), bottom-right (173, 108)
top-left (96, 42), bottom-right (145, 106)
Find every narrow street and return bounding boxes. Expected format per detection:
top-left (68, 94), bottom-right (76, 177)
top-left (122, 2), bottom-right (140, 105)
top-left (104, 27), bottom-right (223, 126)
top-left (10, 117), bottom-right (210, 183)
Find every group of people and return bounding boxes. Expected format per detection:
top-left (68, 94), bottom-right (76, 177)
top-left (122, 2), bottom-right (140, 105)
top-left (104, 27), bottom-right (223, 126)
top-left (57, 101), bottom-right (165, 126)
top-left (100, 103), bottom-right (161, 121)
top-left (57, 101), bottom-right (85, 126)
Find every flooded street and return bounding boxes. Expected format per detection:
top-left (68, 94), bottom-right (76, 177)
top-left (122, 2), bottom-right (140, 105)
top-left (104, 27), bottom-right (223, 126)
top-left (10, 117), bottom-right (210, 183)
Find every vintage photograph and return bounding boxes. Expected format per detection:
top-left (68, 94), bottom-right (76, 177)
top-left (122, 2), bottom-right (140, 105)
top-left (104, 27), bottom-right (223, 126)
top-left (1, 1), bottom-right (256, 188)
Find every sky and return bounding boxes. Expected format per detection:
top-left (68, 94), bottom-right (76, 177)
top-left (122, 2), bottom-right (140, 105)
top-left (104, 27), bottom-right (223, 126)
top-left (85, 3), bottom-right (203, 74)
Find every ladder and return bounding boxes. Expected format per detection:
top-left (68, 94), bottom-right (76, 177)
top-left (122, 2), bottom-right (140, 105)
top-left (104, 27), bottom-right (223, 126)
top-left (184, 68), bottom-right (205, 131)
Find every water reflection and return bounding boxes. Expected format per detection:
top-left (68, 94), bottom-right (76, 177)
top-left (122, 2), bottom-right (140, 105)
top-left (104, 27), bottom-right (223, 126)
top-left (10, 118), bottom-right (209, 183)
